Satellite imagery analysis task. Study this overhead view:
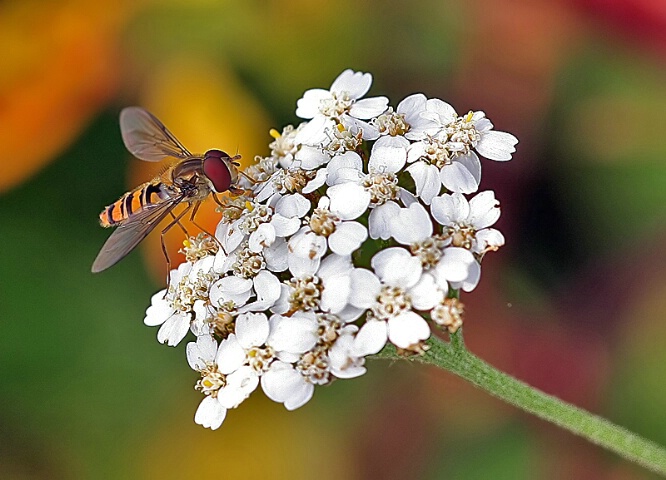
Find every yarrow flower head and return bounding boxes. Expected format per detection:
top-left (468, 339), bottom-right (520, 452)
top-left (141, 69), bottom-right (517, 429)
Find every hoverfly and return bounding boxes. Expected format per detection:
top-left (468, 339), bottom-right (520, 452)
top-left (92, 107), bottom-right (245, 274)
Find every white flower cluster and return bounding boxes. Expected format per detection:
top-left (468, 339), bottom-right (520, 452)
top-left (144, 69), bottom-right (517, 429)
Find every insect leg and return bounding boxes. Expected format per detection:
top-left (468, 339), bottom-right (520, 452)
top-left (161, 204), bottom-right (193, 290)
top-left (169, 211), bottom-right (190, 236)
top-left (189, 202), bottom-right (227, 255)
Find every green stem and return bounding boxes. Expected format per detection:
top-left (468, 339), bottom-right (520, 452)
top-left (374, 332), bottom-right (666, 476)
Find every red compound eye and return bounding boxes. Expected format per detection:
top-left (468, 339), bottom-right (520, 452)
top-left (203, 150), bottom-right (232, 192)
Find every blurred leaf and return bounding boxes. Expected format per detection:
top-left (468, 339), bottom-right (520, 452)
top-left (554, 47), bottom-right (666, 251)
top-left (0, 0), bottom-right (133, 193)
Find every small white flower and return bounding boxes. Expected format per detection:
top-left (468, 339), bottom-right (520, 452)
top-left (406, 99), bottom-right (517, 197)
top-left (144, 257), bottom-right (218, 346)
top-left (296, 69), bottom-right (389, 142)
top-left (186, 335), bottom-right (259, 430)
top-left (388, 201), bottom-right (477, 292)
top-left (290, 196), bottom-right (368, 259)
top-left (354, 247), bottom-right (430, 352)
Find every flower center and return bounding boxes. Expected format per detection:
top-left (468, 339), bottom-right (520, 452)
top-left (247, 345), bottom-right (275, 372)
top-left (210, 305), bottom-right (236, 339)
top-left (297, 346), bottom-right (331, 385)
top-left (373, 109), bottom-right (410, 137)
top-left (287, 275), bottom-right (324, 312)
top-left (410, 236), bottom-right (447, 269)
top-left (371, 286), bottom-right (412, 320)
top-left (232, 243), bottom-right (266, 279)
top-left (443, 224), bottom-right (476, 250)
top-left (272, 169), bottom-right (317, 194)
top-left (317, 313), bottom-right (343, 346)
top-left (444, 111), bottom-right (480, 157)
top-left (180, 233), bottom-right (219, 263)
top-left (421, 136), bottom-right (452, 168)
top-left (196, 363), bottom-right (226, 397)
top-left (431, 297), bottom-right (465, 333)
top-left (238, 204), bottom-right (271, 235)
top-left (170, 270), bottom-right (217, 312)
top-left (309, 208), bottom-right (339, 237)
top-left (363, 171), bottom-right (400, 206)
top-left (325, 123), bottom-right (363, 154)
top-left (269, 125), bottom-right (298, 159)
top-left (319, 91), bottom-right (353, 118)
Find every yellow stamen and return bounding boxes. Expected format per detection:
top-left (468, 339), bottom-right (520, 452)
top-left (245, 201), bottom-right (254, 212)
top-left (269, 128), bottom-right (281, 139)
top-left (336, 123), bottom-right (345, 132)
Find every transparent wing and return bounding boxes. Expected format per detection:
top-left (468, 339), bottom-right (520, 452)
top-left (120, 107), bottom-right (193, 161)
top-left (91, 195), bottom-right (185, 273)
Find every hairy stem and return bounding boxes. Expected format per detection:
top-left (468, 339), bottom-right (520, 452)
top-left (374, 333), bottom-right (666, 476)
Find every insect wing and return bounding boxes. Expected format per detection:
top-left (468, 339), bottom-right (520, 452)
top-left (120, 107), bottom-right (193, 162)
top-left (91, 195), bottom-right (184, 272)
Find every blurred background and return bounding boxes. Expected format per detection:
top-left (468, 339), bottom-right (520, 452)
top-left (1, 0), bottom-right (666, 478)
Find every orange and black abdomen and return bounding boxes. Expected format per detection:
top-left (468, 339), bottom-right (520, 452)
top-left (99, 183), bottom-right (166, 227)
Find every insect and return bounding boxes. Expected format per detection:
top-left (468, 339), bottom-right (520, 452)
top-left (92, 107), bottom-right (245, 274)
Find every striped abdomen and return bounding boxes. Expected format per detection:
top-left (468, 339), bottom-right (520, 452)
top-left (99, 182), bottom-right (168, 227)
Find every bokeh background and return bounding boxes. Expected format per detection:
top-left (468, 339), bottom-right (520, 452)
top-left (2, 0), bottom-right (666, 478)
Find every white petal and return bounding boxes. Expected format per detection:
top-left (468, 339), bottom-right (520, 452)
top-left (215, 334), bottom-right (247, 374)
top-left (217, 366), bottom-right (259, 409)
top-left (157, 313), bottom-right (190, 346)
top-left (476, 130), bottom-right (518, 161)
top-left (320, 271), bottom-right (351, 314)
top-left (440, 160), bottom-right (479, 194)
top-left (409, 273), bottom-right (443, 310)
top-left (475, 228), bottom-right (505, 253)
top-left (406, 162), bottom-right (441, 205)
top-left (186, 335), bottom-right (217, 370)
top-left (354, 319), bottom-right (388, 356)
top-left (302, 168), bottom-right (328, 193)
top-left (236, 312), bottom-right (270, 349)
top-left (435, 247), bottom-right (475, 283)
top-left (326, 152), bottom-right (363, 184)
top-left (250, 278), bottom-right (280, 312)
top-left (294, 145), bottom-right (331, 170)
top-left (328, 183), bottom-right (370, 220)
top-left (397, 93), bottom-right (427, 117)
top-left (296, 89), bottom-right (331, 118)
top-left (270, 214), bottom-right (301, 238)
top-left (341, 115), bottom-right (380, 140)
top-left (264, 238), bottom-right (289, 272)
top-left (294, 115), bottom-right (334, 145)
top-left (349, 96), bottom-right (389, 119)
top-left (328, 221), bottom-right (367, 255)
top-left (369, 136), bottom-right (409, 173)
top-left (287, 254), bottom-right (321, 278)
top-left (457, 259), bottom-right (481, 292)
top-left (371, 247), bottom-right (423, 288)
top-left (468, 190), bottom-right (500, 229)
top-left (261, 361), bottom-right (312, 409)
top-left (349, 268), bottom-right (381, 308)
top-left (288, 230), bottom-right (327, 261)
top-left (368, 201), bottom-right (400, 240)
top-left (209, 276), bottom-right (252, 307)
top-left (194, 396), bottom-right (226, 430)
top-left (431, 192), bottom-right (470, 226)
top-left (331, 69), bottom-right (372, 99)
top-left (390, 202), bottom-right (432, 245)
top-left (275, 193), bottom-right (311, 218)
top-left (249, 223), bottom-right (276, 252)
top-left (144, 290), bottom-right (173, 326)
top-left (387, 312), bottom-right (430, 348)
top-left (426, 98), bottom-right (457, 124)
top-left (268, 313), bottom-right (318, 353)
